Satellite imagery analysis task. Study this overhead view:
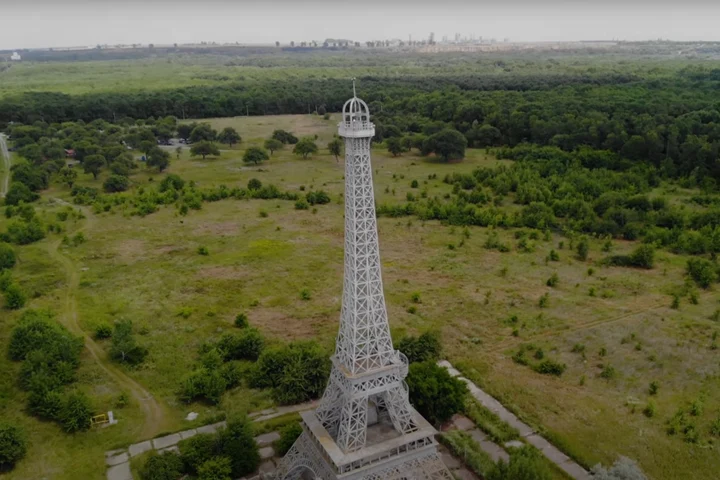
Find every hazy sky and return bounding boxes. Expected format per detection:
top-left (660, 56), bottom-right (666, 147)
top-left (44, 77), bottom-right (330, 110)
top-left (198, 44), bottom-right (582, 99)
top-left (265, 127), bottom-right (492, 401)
top-left (2, 1), bottom-right (720, 50)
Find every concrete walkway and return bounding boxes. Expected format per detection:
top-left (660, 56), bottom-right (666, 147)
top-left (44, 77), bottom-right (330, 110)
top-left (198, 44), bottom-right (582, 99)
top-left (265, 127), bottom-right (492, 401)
top-left (438, 360), bottom-right (591, 480)
top-left (0, 134), bottom-right (10, 198)
top-left (106, 400), bottom-right (318, 480)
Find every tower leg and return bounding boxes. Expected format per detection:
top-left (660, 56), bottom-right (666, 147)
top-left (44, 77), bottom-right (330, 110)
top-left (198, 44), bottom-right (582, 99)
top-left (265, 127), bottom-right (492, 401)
top-left (383, 385), bottom-right (418, 435)
top-left (336, 395), bottom-right (368, 452)
top-left (315, 366), bottom-right (344, 436)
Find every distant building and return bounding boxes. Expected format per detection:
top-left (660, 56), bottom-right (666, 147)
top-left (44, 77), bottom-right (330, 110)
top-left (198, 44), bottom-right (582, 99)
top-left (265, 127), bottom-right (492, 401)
top-left (10, 52), bottom-right (21, 61)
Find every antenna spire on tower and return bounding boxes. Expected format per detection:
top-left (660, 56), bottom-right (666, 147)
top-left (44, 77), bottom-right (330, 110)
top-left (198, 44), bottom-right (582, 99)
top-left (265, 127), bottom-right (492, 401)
top-left (352, 77), bottom-right (357, 98)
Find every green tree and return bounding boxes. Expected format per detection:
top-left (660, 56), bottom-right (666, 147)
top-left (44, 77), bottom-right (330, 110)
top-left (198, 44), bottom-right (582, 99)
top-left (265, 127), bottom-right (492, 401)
top-left (264, 138), bottom-right (283, 155)
top-left (0, 243), bottom-right (16, 270)
top-left (103, 174), bottom-right (130, 193)
top-left (110, 319), bottom-right (148, 365)
top-left (217, 127), bottom-right (241, 147)
top-left (147, 147), bottom-right (171, 172)
top-left (5, 182), bottom-right (39, 206)
top-left (272, 129), bottom-right (299, 145)
top-left (189, 123), bottom-right (217, 143)
top-left (58, 391), bottom-right (93, 433)
top-left (177, 123), bottom-right (196, 142)
top-left (406, 361), bottom-right (468, 425)
top-left (293, 138), bottom-right (318, 159)
top-left (396, 331), bottom-right (442, 363)
top-left (216, 417), bottom-right (261, 477)
top-left (422, 128), bottom-right (467, 161)
top-left (190, 141), bottom-right (221, 160)
top-left (328, 138), bottom-right (343, 162)
top-left (243, 147), bottom-right (269, 165)
top-left (0, 422), bottom-right (27, 469)
top-left (386, 137), bottom-right (404, 157)
top-left (4, 283), bottom-right (27, 310)
top-left (18, 144), bottom-right (44, 164)
top-left (576, 237), bottom-right (589, 261)
top-left (83, 154), bottom-right (106, 179)
top-left (58, 166), bottom-right (78, 188)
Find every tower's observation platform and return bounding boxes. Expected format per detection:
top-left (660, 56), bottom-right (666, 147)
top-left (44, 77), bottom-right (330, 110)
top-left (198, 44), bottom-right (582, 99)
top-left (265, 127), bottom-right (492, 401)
top-left (338, 97), bottom-right (375, 138)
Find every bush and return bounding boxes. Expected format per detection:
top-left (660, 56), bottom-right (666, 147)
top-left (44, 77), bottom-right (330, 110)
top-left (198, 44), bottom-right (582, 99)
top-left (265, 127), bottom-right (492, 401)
top-left (643, 401), bottom-right (656, 418)
top-left (4, 218), bottom-right (45, 245)
top-left (395, 331), bottom-right (442, 363)
top-left (0, 422), bottom-right (27, 470)
top-left (249, 341), bottom-right (330, 405)
top-left (686, 258), bottom-right (718, 288)
top-left (591, 456), bottom-right (648, 480)
top-left (274, 422), bottom-right (303, 456)
top-left (179, 433), bottom-right (216, 474)
top-left (546, 272), bottom-right (559, 287)
top-left (197, 245), bottom-right (209, 256)
top-left (406, 361), bottom-right (468, 426)
top-left (576, 237), bottom-right (589, 261)
top-left (58, 391), bottom-right (93, 433)
top-left (234, 312), bottom-right (248, 328)
top-left (139, 451), bottom-right (184, 480)
top-left (5, 182), bottom-right (39, 206)
top-left (198, 456), bottom-right (232, 480)
top-left (463, 399), bottom-right (519, 443)
top-left (439, 430), bottom-right (495, 478)
top-left (180, 368), bottom-right (228, 404)
top-left (4, 283), bottom-right (26, 309)
top-left (606, 245), bottom-right (655, 269)
top-left (0, 242), bottom-right (16, 270)
top-left (538, 293), bottom-right (549, 308)
top-left (247, 178), bottom-right (262, 190)
top-left (294, 199), bottom-right (309, 210)
top-left (158, 174), bottom-right (185, 192)
top-left (216, 328), bottom-right (265, 361)
top-left (305, 190), bottom-right (330, 205)
top-left (110, 319), bottom-right (148, 366)
top-left (216, 417), bottom-right (260, 477)
top-left (94, 323), bottom-right (113, 339)
top-left (486, 446), bottom-right (552, 480)
top-left (533, 359), bottom-right (566, 376)
top-left (103, 174), bottom-right (130, 193)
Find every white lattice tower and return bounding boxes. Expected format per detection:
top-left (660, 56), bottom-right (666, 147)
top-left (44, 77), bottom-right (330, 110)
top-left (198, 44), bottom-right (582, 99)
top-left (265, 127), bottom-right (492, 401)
top-left (274, 85), bottom-right (452, 480)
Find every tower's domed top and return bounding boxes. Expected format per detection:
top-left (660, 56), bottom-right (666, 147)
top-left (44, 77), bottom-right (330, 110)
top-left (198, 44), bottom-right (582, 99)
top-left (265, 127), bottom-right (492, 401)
top-left (338, 80), bottom-right (375, 138)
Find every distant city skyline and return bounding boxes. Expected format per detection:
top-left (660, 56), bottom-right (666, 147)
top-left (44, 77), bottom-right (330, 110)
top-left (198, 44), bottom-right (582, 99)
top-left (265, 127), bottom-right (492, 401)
top-left (2, 2), bottom-right (720, 51)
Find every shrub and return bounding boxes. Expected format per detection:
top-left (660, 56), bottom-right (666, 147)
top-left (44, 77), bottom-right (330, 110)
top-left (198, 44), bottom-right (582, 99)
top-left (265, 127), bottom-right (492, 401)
top-left (576, 237), bottom-right (589, 261)
top-left (649, 381), bottom-right (659, 396)
top-left (158, 174), bottom-right (185, 192)
top-left (4, 218), bottom-right (45, 245)
top-left (234, 313), bottom-right (248, 328)
top-left (110, 319), bottom-right (148, 365)
top-left (299, 288), bottom-right (311, 300)
top-left (4, 283), bottom-right (26, 309)
top-left (103, 174), bottom-right (130, 193)
top-left (0, 270), bottom-right (12, 291)
top-left (0, 422), bottom-right (27, 469)
top-left (643, 401), bottom-right (656, 418)
top-left (0, 242), bottom-right (16, 270)
top-left (274, 422), bottom-right (303, 456)
top-left (139, 451), bottom-right (184, 480)
top-left (463, 399), bottom-right (519, 443)
top-left (247, 178), bottom-right (262, 190)
top-left (58, 391), bottom-right (93, 433)
top-left (686, 258), bottom-right (718, 288)
top-left (305, 190), bottom-right (330, 205)
top-left (249, 341), bottom-right (329, 404)
top-left (179, 433), bottom-right (216, 474)
top-left (95, 323), bottom-right (113, 339)
top-left (439, 430), bottom-right (495, 478)
top-left (5, 182), bottom-right (39, 206)
top-left (546, 273), bottom-right (559, 287)
top-left (548, 249), bottom-right (559, 261)
top-left (294, 199), bottom-right (309, 210)
top-left (591, 456), bottom-right (648, 480)
top-left (410, 180), bottom-right (419, 188)
top-left (197, 456), bottom-right (232, 480)
top-left (406, 361), bottom-right (468, 426)
top-left (538, 293), bottom-right (549, 308)
top-left (216, 328), bottom-right (265, 361)
top-left (607, 245), bottom-right (655, 269)
top-left (600, 364), bottom-right (617, 379)
top-left (197, 246), bottom-right (209, 256)
top-left (533, 359), bottom-right (566, 376)
top-left (395, 331), bottom-right (442, 363)
top-left (487, 446), bottom-right (552, 480)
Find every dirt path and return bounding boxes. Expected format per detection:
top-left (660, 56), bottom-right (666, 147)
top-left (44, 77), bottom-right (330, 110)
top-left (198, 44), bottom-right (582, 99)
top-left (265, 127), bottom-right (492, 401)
top-left (0, 133), bottom-right (10, 197)
top-left (48, 200), bottom-right (171, 439)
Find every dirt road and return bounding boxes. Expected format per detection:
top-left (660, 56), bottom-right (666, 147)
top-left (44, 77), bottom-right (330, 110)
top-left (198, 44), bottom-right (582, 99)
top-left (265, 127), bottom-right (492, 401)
top-left (0, 133), bottom-right (9, 197)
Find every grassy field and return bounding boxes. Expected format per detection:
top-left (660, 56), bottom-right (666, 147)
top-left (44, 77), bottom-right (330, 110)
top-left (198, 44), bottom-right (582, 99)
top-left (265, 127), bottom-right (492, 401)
top-left (1, 114), bottom-right (719, 479)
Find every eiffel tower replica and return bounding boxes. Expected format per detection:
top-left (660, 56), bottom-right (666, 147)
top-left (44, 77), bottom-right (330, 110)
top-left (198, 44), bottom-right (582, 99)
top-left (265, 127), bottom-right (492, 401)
top-left (274, 85), bottom-right (452, 480)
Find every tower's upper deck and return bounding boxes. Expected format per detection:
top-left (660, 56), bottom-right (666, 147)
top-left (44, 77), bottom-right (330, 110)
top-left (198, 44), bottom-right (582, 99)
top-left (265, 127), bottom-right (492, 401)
top-left (338, 96), bottom-right (375, 138)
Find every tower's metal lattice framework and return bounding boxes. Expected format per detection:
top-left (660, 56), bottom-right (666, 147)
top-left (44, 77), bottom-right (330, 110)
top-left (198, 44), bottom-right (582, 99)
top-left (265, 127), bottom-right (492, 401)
top-left (274, 87), bottom-right (452, 480)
